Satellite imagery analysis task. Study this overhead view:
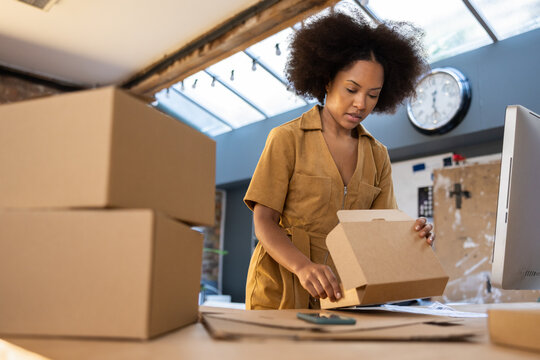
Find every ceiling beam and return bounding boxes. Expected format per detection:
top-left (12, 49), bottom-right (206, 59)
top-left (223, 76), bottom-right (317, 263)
top-left (462, 0), bottom-right (498, 43)
top-left (123, 0), bottom-right (339, 99)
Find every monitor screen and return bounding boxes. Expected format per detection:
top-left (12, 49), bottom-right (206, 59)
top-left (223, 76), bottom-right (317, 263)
top-left (492, 105), bottom-right (540, 290)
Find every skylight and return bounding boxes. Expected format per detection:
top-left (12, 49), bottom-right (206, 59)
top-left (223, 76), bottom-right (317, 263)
top-left (154, 0), bottom-right (540, 137)
top-left (367, 0), bottom-right (493, 62)
top-left (206, 52), bottom-right (307, 117)
top-left (469, 0), bottom-right (540, 40)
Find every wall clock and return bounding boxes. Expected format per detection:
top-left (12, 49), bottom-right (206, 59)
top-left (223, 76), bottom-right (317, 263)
top-left (407, 67), bottom-right (471, 135)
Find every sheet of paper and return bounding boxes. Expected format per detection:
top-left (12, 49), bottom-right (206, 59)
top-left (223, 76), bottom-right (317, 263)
top-left (349, 302), bottom-right (487, 318)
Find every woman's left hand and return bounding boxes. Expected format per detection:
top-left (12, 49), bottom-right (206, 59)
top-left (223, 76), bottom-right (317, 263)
top-left (414, 217), bottom-right (434, 246)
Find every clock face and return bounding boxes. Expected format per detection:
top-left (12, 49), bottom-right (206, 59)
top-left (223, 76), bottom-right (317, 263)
top-left (407, 68), bottom-right (471, 135)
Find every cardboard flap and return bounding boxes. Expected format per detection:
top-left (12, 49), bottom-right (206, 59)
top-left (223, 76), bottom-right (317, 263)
top-left (326, 225), bottom-right (367, 289)
top-left (337, 209), bottom-right (413, 223)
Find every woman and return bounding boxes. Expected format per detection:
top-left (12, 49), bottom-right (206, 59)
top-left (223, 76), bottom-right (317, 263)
top-left (244, 11), bottom-right (433, 310)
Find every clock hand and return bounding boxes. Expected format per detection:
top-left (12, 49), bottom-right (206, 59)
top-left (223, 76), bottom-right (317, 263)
top-left (431, 89), bottom-right (438, 113)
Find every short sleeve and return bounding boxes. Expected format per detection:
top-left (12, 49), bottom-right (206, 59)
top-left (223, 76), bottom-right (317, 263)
top-left (371, 148), bottom-right (398, 209)
top-left (244, 126), bottom-right (295, 213)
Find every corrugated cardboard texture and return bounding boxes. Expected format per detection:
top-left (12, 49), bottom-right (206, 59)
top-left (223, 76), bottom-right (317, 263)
top-left (202, 308), bottom-right (460, 332)
top-left (200, 308), bottom-right (475, 341)
top-left (0, 209), bottom-right (202, 339)
top-left (202, 316), bottom-right (477, 341)
top-left (433, 163), bottom-right (540, 303)
top-left (322, 210), bottom-right (448, 308)
top-left (488, 308), bottom-right (540, 352)
top-left (0, 87), bottom-right (215, 226)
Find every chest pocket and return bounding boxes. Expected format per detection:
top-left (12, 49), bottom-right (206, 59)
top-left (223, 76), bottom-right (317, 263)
top-left (349, 181), bottom-right (381, 209)
top-left (284, 174), bottom-right (331, 222)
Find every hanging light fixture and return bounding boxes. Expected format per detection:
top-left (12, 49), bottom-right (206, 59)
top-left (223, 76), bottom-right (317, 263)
top-left (252, 58), bottom-right (257, 71)
top-left (192, 79), bottom-right (198, 89)
top-left (275, 43), bottom-right (281, 56)
top-left (180, 80), bottom-right (185, 91)
top-left (211, 76), bottom-right (216, 87)
top-left (230, 69), bottom-right (235, 81)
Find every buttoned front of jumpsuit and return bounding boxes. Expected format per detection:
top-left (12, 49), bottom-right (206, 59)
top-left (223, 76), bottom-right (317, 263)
top-left (243, 105), bottom-right (398, 310)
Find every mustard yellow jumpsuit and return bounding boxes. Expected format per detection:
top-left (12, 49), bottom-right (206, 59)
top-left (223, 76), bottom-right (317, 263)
top-left (244, 105), bottom-right (397, 309)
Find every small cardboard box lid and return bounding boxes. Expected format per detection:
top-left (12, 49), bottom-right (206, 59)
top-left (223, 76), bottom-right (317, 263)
top-left (323, 209), bottom-right (448, 307)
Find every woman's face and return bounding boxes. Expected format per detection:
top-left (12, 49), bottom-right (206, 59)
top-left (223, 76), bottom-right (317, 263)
top-left (324, 60), bottom-right (384, 130)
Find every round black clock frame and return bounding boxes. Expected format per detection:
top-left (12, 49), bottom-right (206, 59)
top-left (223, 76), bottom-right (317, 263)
top-left (407, 67), bottom-right (472, 135)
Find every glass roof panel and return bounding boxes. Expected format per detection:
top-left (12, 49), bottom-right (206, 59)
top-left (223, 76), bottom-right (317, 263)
top-left (246, 0), bottom-right (371, 82)
top-left (154, 88), bottom-right (231, 137)
top-left (154, 0), bottom-right (538, 137)
top-left (246, 27), bottom-right (293, 81)
top-left (206, 52), bottom-right (307, 117)
top-left (367, 0), bottom-right (493, 62)
top-left (470, 0), bottom-right (540, 40)
top-left (176, 71), bottom-right (265, 128)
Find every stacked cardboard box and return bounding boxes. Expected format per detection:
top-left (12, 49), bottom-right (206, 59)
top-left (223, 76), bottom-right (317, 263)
top-left (0, 87), bottom-right (216, 339)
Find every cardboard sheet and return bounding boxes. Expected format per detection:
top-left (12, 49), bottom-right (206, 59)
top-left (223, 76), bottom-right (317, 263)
top-left (198, 307), bottom-right (478, 341)
top-left (203, 311), bottom-right (457, 332)
top-left (201, 310), bottom-right (480, 341)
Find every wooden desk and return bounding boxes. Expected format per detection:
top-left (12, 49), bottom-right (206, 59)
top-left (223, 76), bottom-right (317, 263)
top-left (2, 303), bottom-right (539, 360)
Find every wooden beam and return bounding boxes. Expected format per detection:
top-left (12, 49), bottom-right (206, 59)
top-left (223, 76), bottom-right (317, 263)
top-left (124, 0), bottom-right (339, 98)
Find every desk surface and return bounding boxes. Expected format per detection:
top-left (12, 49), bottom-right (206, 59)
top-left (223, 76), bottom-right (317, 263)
top-left (3, 303), bottom-right (540, 360)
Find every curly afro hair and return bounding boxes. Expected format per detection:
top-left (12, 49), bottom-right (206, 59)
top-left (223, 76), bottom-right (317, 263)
top-left (286, 10), bottom-right (428, 113)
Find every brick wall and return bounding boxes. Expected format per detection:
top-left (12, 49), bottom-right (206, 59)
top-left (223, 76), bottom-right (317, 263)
top-left (0, 68), bottom-right (80, 104)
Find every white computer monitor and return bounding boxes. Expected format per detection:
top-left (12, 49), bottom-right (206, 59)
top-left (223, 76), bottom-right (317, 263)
top-left (492, 105), bottom-right (540, 290)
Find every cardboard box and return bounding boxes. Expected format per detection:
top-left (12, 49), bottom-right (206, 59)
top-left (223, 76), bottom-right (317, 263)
top-left (488, 308), bottom-right (540, 352)
top-left (0, 208), bottom-right (203, 339)
top-left (321, 210), bottom-right (448, 309)
top-left (0, 87), bottom-right (215, 226)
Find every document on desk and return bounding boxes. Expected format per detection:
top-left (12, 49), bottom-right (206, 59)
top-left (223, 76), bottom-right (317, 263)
top-left (349, 302), bottom-right (487, 318)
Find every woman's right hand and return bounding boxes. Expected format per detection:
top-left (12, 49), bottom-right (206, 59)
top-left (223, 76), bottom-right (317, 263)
top-left (295, 261), bottom-right (342, 302)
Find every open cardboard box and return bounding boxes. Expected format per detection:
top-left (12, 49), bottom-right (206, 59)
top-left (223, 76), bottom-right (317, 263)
top-left (321, 210), bottom-right (448, 309)
top-left (0, 208), bottom-right (203, 340)
top-left (0, 87), bottom-right (215, 226)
